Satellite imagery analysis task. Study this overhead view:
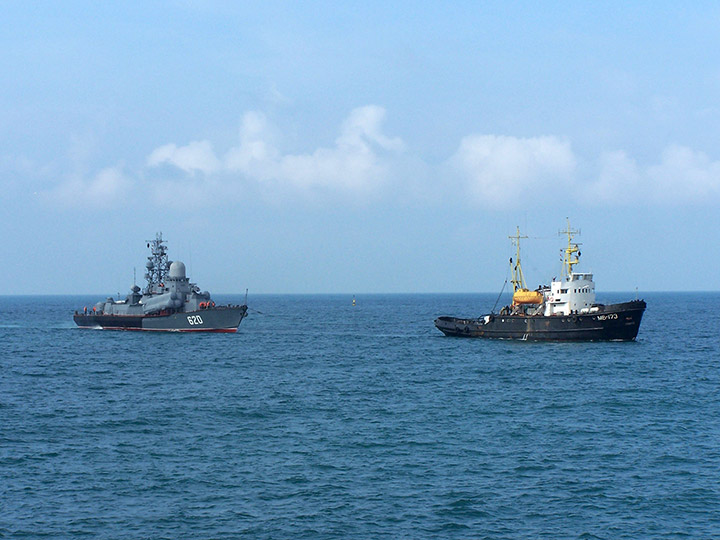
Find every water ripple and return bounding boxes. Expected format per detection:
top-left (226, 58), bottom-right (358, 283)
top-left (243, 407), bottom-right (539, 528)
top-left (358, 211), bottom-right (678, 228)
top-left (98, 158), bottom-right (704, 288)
top-left (1, 293), bottom-right (719, 538)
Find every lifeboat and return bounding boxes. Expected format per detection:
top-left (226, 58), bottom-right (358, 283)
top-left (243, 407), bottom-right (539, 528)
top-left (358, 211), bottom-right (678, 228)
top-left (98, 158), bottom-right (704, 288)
top-left (512, 289), bottom-right (543, 305)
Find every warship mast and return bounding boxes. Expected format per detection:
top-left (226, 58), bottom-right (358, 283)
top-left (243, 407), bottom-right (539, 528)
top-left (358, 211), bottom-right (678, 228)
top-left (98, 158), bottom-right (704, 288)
top-left (143, 232), bottom-right (171, 294)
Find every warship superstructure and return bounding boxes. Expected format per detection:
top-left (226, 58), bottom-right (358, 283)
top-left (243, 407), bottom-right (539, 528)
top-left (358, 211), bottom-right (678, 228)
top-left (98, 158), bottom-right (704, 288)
top-left (435, 221), bottom-right (646, 341)
top-left (74, 233), bottom-right (247, 332)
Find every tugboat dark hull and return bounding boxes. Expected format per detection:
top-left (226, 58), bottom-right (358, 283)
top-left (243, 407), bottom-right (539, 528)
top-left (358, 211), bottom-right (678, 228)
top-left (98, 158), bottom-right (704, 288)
top-left (435, 300), bottom-right (646, 341)
top-left (74, 305), bottom-right (248, 333)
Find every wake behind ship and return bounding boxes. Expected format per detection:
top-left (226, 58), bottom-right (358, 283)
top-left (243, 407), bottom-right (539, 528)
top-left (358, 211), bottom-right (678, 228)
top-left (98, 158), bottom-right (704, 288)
top-left (434, 221), bottom-right (646, 341)
top-left (74, 233), bottom-right (247, 332)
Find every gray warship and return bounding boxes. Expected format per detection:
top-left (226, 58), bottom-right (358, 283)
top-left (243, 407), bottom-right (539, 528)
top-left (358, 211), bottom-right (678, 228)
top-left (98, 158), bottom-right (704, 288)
top-left (74, 233), bottom-right (247, 332)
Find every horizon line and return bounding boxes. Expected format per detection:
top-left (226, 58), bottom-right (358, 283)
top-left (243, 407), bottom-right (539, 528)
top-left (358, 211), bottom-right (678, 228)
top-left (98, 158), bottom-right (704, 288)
top-left (0, 290), bottom-right (716, 297)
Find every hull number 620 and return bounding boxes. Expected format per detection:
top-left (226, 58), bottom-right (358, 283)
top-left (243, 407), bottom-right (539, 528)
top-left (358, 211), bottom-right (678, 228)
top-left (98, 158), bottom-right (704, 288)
top-left (187, 315), bottom-right (204, 325)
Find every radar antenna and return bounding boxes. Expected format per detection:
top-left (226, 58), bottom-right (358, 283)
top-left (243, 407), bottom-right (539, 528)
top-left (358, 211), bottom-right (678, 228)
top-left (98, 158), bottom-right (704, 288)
top-left (143, 232), bottom-right (171, 294)
top-left (559, 218), bottom-right (582, 278)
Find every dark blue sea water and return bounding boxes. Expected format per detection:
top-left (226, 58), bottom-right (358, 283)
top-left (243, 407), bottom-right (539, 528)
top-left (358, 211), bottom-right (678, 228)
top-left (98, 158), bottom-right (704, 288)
top-left (1, 293), bottom-right (719, 539)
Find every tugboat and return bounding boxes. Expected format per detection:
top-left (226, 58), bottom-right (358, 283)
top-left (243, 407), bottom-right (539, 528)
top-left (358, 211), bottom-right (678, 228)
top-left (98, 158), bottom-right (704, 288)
top-left (434, 221), bottom-right (646, 341)
top-left (74, 233), bottom-right (248, 332)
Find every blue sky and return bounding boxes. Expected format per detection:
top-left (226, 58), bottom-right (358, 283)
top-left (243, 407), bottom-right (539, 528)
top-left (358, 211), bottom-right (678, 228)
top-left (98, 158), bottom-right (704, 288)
top-left (2, 1), bottom-right (720, 294)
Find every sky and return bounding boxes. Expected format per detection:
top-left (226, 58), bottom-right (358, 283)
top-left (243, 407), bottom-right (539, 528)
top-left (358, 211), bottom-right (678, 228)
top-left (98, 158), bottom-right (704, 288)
top-left (2, 1), bottom-right (720, 294)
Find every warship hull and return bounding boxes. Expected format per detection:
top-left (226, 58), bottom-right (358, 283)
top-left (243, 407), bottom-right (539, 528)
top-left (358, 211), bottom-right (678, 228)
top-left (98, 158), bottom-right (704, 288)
top-left (74, 305), bottom-right (248, 333)
top-left (435, 300), bottom-right (646, 341)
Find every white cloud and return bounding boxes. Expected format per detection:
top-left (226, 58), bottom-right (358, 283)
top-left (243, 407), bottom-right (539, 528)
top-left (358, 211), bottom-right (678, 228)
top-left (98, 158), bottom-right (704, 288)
top-left (149, 105), bottom-right (405, 196)
top-left (586, 145), bottom-right (720, 204)
top-left (586, 150), bottom-right (643, 203)
top-left (98, 106), bottom-right (720, 210)
top-left (273, 105), bottom-right (404, 191)
top-left (41, 167), bottom-right (131, 208)
top-left (147, 140), bottom-right (221, 175)
top-left (224, 111), bottom-right (280, 180)
top-left (448, 135), bottom-right (576, 206)
top-left (337, 105), bottom-right (404, 153)
top-left (648, 145), bottom-right (720, 201)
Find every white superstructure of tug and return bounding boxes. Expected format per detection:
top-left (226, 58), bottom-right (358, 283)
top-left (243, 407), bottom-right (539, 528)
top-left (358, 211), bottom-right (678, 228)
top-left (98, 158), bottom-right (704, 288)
top-left (543, 221), bottom-right (597, 316)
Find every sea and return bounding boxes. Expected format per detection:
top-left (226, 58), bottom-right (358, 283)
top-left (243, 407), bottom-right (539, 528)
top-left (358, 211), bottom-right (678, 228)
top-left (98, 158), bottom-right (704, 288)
top-left (1, 293), bottom-right (719, 539)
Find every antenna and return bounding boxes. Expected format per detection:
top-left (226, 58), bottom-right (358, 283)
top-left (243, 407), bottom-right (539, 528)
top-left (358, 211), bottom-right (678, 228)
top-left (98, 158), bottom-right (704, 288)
top-left (559, 218), bottom-right (582, 277)
top-left (508, 226), bottom-right (528, 292)
top-left (143, 232), bottom-right (170, 294)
